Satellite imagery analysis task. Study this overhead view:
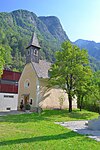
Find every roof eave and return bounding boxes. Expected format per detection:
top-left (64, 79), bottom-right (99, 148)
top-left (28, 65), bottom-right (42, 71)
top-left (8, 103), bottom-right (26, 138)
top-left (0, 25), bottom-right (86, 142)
top-left (26, 45), bottom-right (41, 49)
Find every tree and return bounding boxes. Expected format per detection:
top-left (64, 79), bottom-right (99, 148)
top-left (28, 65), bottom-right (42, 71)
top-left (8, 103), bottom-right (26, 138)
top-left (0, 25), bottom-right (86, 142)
top-left (0, 45), bottom-right (12, 76)
top-left (59, 95), bottom-right (65, 110)
top-left (49, 41), bottom-right (92, 112)
top-left (75, 76), bottom-right (92, 111)
top-left (75, 64), bottom-right (93, 111)
top-left (0, 46), bottom-right (5, 76)
top-left (91, 70), bottom-right (100, 106)
top-left (82, 70), bottom-right (100, 113)
top-left (93, 70), bottom-right (100, 97)
top-left (12, 50), bottom-right (25, 72)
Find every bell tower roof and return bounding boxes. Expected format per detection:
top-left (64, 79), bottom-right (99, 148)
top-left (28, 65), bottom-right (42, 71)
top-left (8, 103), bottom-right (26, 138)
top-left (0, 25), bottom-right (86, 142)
top-left (26, 32), bottom-right (41, 49)
top-left (26, 32), bottom-right (40, 64)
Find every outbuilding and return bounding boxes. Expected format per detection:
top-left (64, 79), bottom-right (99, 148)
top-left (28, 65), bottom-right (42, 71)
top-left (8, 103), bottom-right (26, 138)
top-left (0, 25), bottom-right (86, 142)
top-left (0, 69), bottom-right (21, 111)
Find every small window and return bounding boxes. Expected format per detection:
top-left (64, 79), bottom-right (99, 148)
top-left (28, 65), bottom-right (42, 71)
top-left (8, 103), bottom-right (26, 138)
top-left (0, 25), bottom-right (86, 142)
top-left (36, 51), bottom-right (38, 55)
top-left (24, 79), bottom-right (30, 88)
top-left (9, 95), bottom-right (14, 98)
top-left (30, 99), bottom-right (32, 105)
top-left (4, 95), bottom-right (9, 98)
top-left (27, 50), bottom-right (30, 55)
top-left (6, 107), bottom-right (11, 110)
top-left (20, 100), bottom-right (23, 105)
top-left (4, 95), bottom-right (14, 98)
top-left (34, 49), bottom-right (37, 55)
top-left (15, 82), bottom-right (18, 86)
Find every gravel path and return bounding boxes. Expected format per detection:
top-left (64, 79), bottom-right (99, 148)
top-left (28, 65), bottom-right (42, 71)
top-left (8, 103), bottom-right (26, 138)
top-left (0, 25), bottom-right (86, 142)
top-left (55, 121), bottom-right (100, 142)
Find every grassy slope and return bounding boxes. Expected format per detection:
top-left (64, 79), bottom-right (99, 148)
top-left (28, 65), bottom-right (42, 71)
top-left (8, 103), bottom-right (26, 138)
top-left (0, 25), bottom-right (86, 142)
top-left (0, 109), bottom-right (100, 150)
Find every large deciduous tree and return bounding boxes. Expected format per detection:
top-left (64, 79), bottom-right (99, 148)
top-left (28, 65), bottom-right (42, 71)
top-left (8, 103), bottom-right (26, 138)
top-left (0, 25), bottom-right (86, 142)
top-left (49, 41), bottom-right (92, 112)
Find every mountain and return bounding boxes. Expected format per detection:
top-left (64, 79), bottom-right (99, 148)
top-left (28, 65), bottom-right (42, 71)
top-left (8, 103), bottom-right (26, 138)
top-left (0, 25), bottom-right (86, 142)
top-left (74, 39), bottom-right (100, 61)
top-left (39, 16), bottom-right (68, 43)
top-left (74, 39), bottom-right (100, 71)
top-left (0, 9), bottom-right (100, 71)
top-left (0, 9), bottom-right (69, 71)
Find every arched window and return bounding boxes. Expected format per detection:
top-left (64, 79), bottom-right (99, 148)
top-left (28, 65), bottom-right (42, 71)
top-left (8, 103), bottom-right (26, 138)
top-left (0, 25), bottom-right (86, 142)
top-left (34, 49), bottom-right (37, 55)
top-left (27, 50), bottom-right (30, 55)
top-left (35, 49), bottom-right (37, 55)
top-left (21, 99), bottom-right (23, 105)
top-left (24, 79), bottom-right (30, 88)
top-left (30, 99), bottom-right (33, 105)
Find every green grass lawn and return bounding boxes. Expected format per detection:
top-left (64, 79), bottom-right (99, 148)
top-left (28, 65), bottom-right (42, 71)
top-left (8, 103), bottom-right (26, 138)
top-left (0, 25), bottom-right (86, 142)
top-left (0, 109), bottom-right (100, 150)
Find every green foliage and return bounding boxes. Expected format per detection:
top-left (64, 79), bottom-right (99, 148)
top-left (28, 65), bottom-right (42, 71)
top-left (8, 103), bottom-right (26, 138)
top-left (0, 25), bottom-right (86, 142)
top-left (82, 70), bottom-right (100, 113)
top-left (74, 39), bottom-right (100, 71)
top-left (25, 103), bottom-right (31, 110)
top-left (75, 65), bottom-right (93, 111)
top-left (0, 10), bottom-right (69, 72)
top-left (59, 95), bottom-right (65, 109)
top-left (92, 70), bottom-right (100, 100)
top-left (74, 39), bottom-right (100, 61)
top-left (0, 46), bottom-right (5, 76)
top-left (0, 10), bottom-right (100, 72)
top-left (49, 41), bottom-right (92, 112)
top-left (89, 56), bottom-right (100, 71)
top-left (0, 44), bottom-right (12, 76)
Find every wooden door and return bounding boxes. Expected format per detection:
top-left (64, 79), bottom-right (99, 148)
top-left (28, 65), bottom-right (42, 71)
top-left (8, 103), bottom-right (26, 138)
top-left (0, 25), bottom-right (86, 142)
top-left (24, 95), bottom-right (29, 105)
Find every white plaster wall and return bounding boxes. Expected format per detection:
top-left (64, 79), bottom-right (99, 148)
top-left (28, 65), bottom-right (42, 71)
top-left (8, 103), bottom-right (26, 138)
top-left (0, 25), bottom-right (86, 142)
top-left (0, 93), bottom-right (18, 111)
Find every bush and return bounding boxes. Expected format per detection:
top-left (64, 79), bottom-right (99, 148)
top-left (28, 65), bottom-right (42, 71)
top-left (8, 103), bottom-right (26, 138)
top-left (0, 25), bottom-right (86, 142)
top-left (83, 101), bottom-right (100, 113)
top-left (25, 104), bottom-right (31, 110)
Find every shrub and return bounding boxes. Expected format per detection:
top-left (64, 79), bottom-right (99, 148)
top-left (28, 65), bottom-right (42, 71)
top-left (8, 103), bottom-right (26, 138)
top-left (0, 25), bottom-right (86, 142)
top-left (25, 104), bottom-right (31, 110)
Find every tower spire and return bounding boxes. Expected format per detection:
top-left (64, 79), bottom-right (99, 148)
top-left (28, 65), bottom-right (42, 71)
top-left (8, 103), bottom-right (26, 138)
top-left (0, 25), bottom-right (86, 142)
top-left (26, 32), bottom-right (40, 49)
top-left (26, 32), bottom-right (40, 64)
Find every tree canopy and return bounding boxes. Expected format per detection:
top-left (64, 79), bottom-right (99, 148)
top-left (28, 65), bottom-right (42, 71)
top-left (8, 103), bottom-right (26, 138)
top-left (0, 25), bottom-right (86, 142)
top-left (49, 41), bottom-right (92, 112)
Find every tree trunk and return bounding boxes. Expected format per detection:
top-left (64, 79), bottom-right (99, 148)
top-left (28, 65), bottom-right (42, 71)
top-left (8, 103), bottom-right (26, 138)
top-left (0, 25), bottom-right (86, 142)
top-left (66, 74), bottom-right (73, 112)
top-left (79, 96), bottom-right (84, 111)
top-left (79, 99), bottom-right (82, 111)
top-left (80, 105), bottom-right (82, 111)
top-left (68, 93), bottom-right (72, 112)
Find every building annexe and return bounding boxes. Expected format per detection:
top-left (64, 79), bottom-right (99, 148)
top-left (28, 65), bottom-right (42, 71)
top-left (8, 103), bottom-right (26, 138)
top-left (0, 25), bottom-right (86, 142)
top-left (0, 70), bottom-right (21, 111)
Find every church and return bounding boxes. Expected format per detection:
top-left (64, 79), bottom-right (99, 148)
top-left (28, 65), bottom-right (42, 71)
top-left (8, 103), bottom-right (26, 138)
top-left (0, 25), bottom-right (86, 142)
top-left (18, 33), bottom-right (77, 111)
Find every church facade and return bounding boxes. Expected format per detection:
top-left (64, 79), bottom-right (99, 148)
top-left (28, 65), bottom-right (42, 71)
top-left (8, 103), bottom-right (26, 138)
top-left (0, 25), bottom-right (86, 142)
top-left (18, 33), bottom-right (77, 111)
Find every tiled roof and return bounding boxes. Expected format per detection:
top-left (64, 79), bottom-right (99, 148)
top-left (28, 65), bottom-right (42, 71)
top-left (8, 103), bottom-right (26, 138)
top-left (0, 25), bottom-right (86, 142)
top-left (26, 32), bottom-right (40, 49)
top-left (31, 60), bottom-right (51, 79)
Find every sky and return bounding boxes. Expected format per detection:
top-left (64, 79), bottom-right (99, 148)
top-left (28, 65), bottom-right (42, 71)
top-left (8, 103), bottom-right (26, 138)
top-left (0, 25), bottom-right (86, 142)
top-left (0, 0), bottom-right (100, 42)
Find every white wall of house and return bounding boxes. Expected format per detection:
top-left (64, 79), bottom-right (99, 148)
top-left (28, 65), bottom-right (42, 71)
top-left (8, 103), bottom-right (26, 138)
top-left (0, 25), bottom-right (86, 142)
top-left (0, 93), bottom-right (18, 111)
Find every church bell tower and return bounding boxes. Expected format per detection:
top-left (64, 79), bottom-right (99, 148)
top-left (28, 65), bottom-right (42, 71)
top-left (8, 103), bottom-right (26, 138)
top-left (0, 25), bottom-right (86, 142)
top-left (26, 32), bottom-right (41, 64)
